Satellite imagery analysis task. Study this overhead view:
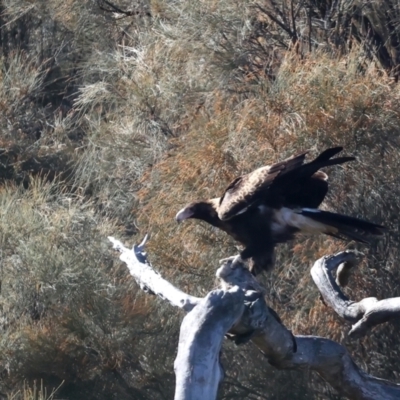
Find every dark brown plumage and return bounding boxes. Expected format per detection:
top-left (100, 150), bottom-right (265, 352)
top-left (176, 147), bottom-right (386, 274)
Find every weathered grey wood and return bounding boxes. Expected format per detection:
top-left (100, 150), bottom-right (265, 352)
top-left (174, 288), bottom-right (244, 400)
top-left (109, 237), bottom-right (246, 400)
top-left (310, 250), bottom-right (400, 338)
top-left (108, 236), bottom-right (200, 311)
top-left (218, 257), bottom-right (400, 400)
top-left (110, 238), bottom-right (400, 400)
top-left (262, 336), bottom-right (400, 400)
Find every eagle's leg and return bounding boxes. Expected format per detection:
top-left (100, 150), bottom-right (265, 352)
top-left (219, 254), bottom-right (243, 269)
top-left (241, 244), bottom-right (276, 275)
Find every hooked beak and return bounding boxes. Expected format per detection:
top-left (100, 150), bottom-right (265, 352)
top-left (175, 207), bottom-right (193, 223)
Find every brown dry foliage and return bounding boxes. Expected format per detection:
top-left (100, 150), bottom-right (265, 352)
top-left (2, 0), bottom-right (400, 399)
top-left (137, 50), bottom-right (400, 381)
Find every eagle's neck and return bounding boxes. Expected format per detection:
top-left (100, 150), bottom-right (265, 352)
top-left (194, 200), bottom-right (222, 228)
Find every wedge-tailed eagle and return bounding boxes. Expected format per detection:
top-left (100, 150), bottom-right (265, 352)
top-left (175, 147), bottom-right (385, 274)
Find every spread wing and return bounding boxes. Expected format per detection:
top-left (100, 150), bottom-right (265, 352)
top-left (217, 147), bottom-right (353, 221)
top-left (217, 151), bottom-right (309, 220)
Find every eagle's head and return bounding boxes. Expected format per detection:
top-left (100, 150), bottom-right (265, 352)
top-left (175, 198), bottom-right (221, 227)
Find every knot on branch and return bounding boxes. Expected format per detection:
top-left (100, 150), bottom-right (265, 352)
top-left (326, 250), bottom-right (364, 287)
top-left (217, 255), bottom-right (265, 294)
top-left (133, 233), bottom-right (151, 265)
top-left (216, 255), bottom-right (290, 348)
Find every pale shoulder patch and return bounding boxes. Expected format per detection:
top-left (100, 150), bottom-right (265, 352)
top-left (312, 171), bottom-right (328, 181)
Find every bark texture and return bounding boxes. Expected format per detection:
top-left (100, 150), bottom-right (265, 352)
top-left (109, 237), bottom-right (400, 400)
top-left (174, 288), bottom-right (244, 400)
top-left (311, 250), bottom-right (400, 338)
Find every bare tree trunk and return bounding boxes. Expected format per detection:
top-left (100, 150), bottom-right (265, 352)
top-left (109, 236), bottom-right (400, 400)
top-left (174, 288), bottom-right (244, 400)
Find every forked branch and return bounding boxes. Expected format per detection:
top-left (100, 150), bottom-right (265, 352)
top-left (109, 237), bottom-right (400, 400)
top-left (311, 250), bottom-right (400, 338)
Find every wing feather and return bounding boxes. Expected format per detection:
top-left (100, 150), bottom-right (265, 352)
top-left (218, 147), bottom-right (353, 220)
top-left (218, 151), bottom-right (309, 220)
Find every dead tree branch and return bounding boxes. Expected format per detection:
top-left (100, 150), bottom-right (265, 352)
top-left (174, 288), bottom-right (244, 400)
top-left (109, 236), bottom-right (245, 399)
top-left (109, 237), bottom-right (400, 400)
top-left (311, 250), bottom-right (400, 338)
top-left (108, 235), bottom-right (200, 311)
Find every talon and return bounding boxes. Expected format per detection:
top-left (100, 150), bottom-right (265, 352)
top-left (219, 255), bottom-right (238, 265)
top-left (230, 255), bottom-right (245, 269)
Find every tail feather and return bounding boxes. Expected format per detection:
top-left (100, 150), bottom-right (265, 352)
top-left (313, 146), bottom-right (344, 162)
top-left (281, 147), bottom-right (355, 183)
top-left (299, 156), bottom-right (355, 178)
top-left (314, 156), bottom-right (356, 168)
top-left (300, 209), bottom-right (386, 243)
top-left (309, 146), bottom-right (355, 171)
